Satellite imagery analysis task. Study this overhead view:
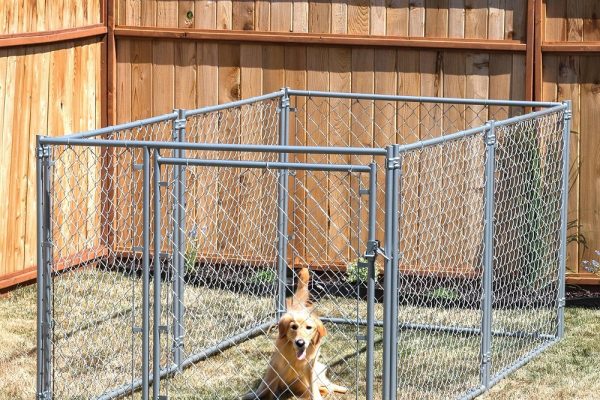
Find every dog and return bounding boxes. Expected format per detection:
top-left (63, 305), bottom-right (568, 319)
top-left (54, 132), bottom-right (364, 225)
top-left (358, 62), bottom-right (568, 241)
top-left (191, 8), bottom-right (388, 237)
top-left (242, 268), bottom-right (348, 399)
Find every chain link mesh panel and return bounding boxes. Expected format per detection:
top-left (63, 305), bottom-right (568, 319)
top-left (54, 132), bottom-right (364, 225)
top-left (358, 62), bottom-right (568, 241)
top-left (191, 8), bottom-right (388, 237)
top-left (159, 164), bottom-right (373, 399)
top-left (395, 133), bottom-right (486, 399)
top-left (490, 110), bottom-right (566, 380)
top-left (48, 144), bottom-right (140, 399)
top-left (46, 117), bottom-right (175, 399)
top-left (290, 96), bottom-right (518, 251)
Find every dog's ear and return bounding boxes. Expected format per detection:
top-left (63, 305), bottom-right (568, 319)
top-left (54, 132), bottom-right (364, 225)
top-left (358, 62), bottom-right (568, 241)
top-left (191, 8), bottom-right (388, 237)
top-left (278, 314), bottom-right (293, 339)
top-left (312, 320), bottom-right (327, 345)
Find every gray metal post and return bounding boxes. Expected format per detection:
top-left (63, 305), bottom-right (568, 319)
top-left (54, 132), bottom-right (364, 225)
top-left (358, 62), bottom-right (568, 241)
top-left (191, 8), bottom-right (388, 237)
top-left (152, 149), bottom-right (162, 399)
top-left (382, 145), bottom-right (396, 400)
top-left (389, 144), bottom-right (401, 398)
top-left (364, 163), bottom-right (377, 399)
top-left (36, 138), bottom-right (52, 400)
top-left (557, 101), bottom-right (571, 339)
top-left (481, 121), bottom-right (496, 390)
top-left (36, 139), bottom-right (44, 399)
top-left (276, 88), bottom-right (290, 318)
top-left (172, 110), bottom-right (186, 369)
top-left (142, 146), bottom-right (151, 400)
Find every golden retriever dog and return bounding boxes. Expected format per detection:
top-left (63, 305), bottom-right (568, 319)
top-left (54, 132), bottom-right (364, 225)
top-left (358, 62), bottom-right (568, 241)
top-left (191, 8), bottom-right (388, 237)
top-left (242, 268), bottom-right (348, 399)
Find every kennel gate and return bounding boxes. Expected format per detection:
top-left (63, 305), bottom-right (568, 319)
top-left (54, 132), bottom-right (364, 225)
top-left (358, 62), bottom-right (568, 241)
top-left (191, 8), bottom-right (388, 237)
top-left (36, 89), bottom-right (570, 400)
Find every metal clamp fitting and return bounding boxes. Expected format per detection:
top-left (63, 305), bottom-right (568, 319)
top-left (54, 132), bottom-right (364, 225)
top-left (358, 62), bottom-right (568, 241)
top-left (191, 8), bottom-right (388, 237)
top-left (174, 119), bottom-right (186, 130)
top-left (37, 145), bottom-right (50, 159)
top-left (564, 109), bottom-right (572, 121)
top-left (485, 121), bottom-right (496, 146)
top-left (37, 391), bottom-right (51, 400)
top-left (387, 156), bottom-right (401, 170)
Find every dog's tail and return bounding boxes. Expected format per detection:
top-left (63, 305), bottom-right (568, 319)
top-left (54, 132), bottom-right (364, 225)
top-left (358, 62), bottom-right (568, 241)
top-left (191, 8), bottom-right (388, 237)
top-left (287, 267), bottom-right (311, 310)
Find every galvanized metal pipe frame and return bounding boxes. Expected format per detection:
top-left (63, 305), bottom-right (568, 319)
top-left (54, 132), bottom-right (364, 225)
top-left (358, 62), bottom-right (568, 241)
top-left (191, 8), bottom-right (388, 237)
top-left (141, 147), bottom-right (151, 400)
top-left (320, 317), bottom-right (556, 341)
top-left (277, 89), bottom-right (290, 318)
top-left (36, 138), bottom-right (52, 400)
top-left (382, 145), bottom-right (395, 400)
top-left (184, 90), bottom-right (285, 118)
top-left (152, 150), bottom-right (162, 400)
top-left (172, 110), bottom-right (186, 371)
top-left (37, 91), bottom-right (570, 400)
top-left (557, 101), bottom-right (571, 339)
top-left (60, 87), bottom-right (561, 141)
top-left (365, 163), bottom-right (377, 399)
top-left (38, 137), bottom-right (389, 156)
top-left (488, 338), bottom-right (560, 387)
top-left (287, 89), bottom-right (562, 108)
top-left (480, 121), bottom-right (497, 391)
top-left (157, 158), bottom-right (372, 173)
top-left (35, 140), bottom-right (45, 399)
top-left (390, 145), bottom-right (401, 399)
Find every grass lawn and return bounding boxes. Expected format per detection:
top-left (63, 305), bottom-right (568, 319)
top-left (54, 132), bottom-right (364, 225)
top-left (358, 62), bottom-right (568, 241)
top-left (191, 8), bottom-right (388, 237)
top-left (0, 270), bottom-right (598, 400)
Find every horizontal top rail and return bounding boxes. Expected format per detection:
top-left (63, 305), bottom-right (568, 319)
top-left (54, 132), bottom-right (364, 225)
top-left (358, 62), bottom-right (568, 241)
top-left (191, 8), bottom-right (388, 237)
top-left (397, 125), bottom-right (487, 153)
top-left (183, 90), bottom-right (285, 117)
top-left (57, 112), bottom-right (179, 140)
top-left (158, 157), bottom-right (372, 173)
top-left (37, 138), bottom-right (389, 156)
top-left (494, 103), bottom-right (567, 128)
top-left (287, 89), bottom-right (562, 108)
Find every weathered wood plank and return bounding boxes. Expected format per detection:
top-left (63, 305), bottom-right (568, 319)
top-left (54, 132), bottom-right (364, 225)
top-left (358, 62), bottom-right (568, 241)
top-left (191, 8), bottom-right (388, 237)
top-left (386, 0), bottom-right (409, 37)
top-left (271, 0), bottom-right (292, 32)
top-left (233, 0), bottom-right (254, 30)
top-left (351, 47), bottom-right (374, 249)
top-left (216, 0), bottom-right (232, 30)
top-left (578, 55), bottom-right (600, 269)
top-left (216, 43), bottom-right (241, 253)
top-left (285, 45), bottom-right (307, 260)
top-left (304, 47), bottom-right (329, 260)
top-left (425, 0), bottom-right (449, 38)
top-left (309, 0), bottom-right (330, 33)
top-left (409, 0), bottom-right (425, 37)
top-left (373, 48), bottom-right (396, 243)
top-left (328, 47), bottom-right (352, 262)
top-left (292, 0), bottom-right (309, 33)
top-left (347, 0), bottom-right (370, 36)
top-left (195, 0), bottom-right (217, 29)
top-left (396, 49), bottom-right (420, 269)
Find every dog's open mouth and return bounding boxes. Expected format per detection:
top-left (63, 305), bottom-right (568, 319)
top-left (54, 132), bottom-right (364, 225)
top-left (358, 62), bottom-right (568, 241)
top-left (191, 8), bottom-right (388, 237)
top-left (296, 347), bottom-right (307, 360)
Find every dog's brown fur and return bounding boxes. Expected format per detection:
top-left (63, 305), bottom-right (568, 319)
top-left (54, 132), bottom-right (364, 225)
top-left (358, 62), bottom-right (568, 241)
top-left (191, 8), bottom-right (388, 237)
top-left (242, 269), bottom-right (347, 399)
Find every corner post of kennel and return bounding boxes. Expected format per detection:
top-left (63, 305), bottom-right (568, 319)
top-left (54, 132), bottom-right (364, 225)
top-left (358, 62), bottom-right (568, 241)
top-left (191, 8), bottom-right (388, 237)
top-left (557, 100), bottom-right (571, 340)
top-left (36, 135), bottom-right (53, 400)
top-left (481, 120), bottom-right (497, 391)
top-left (171, 109), bottom-right (187, 370)
top-left (382, 144), bottom-right (401, 400)
top-left (276, 88), bottom-right (291, 318)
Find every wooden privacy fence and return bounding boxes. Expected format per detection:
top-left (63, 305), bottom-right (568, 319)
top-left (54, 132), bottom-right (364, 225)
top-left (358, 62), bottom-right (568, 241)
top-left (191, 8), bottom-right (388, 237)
top-left (1, 0), bottom-right (599, 289)
top-left (0, 0), bottom-right (105, 289)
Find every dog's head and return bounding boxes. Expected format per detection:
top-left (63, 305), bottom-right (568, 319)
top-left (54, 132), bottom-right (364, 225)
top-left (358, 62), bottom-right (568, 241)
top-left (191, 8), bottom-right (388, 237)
top-left (278, 310), bottom-right (326, 361)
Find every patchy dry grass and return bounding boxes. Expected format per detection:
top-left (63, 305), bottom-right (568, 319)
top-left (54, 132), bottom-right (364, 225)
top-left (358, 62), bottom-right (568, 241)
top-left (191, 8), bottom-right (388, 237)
top-left (482, 306), bottom-right (600, 400)
top-left (1, 270), bottom-right (598, 400)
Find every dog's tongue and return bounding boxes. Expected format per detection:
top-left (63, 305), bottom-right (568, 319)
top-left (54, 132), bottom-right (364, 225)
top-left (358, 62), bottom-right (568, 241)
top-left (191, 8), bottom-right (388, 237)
top-left (297, 348), bottom-right (307, 360)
